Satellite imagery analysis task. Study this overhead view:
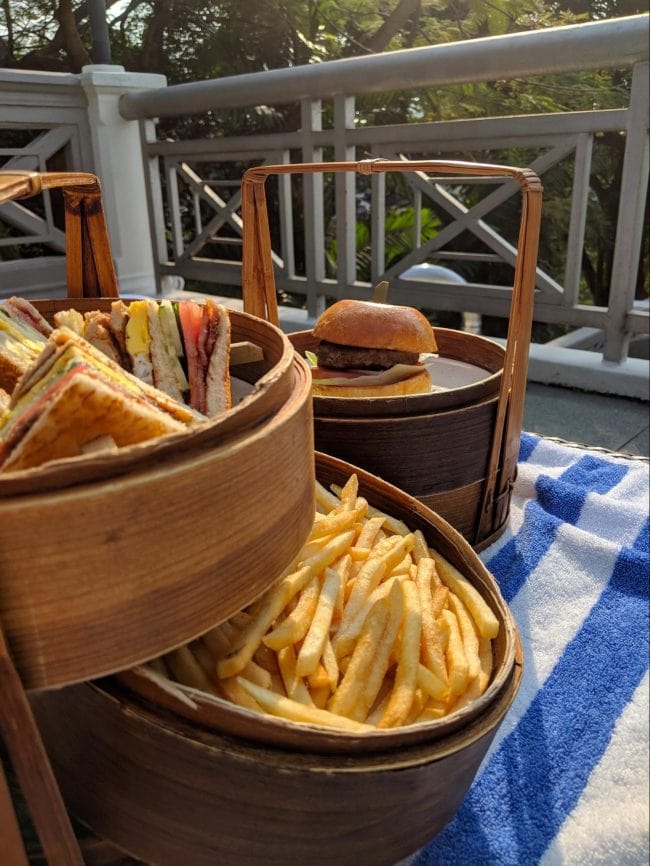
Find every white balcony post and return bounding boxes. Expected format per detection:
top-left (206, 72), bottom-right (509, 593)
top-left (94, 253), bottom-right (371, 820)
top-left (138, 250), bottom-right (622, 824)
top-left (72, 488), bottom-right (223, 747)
top-left (79, 64), bottom-right (167, 295)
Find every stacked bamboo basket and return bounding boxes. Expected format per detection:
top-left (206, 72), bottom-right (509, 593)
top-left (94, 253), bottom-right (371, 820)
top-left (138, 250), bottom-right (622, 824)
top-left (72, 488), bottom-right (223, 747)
top-left (0, 161), bottom-right (541, 865)
top-left (240, 159), bottom-right (543, 550)
top-left (0, 170), bottom-right (315, 864)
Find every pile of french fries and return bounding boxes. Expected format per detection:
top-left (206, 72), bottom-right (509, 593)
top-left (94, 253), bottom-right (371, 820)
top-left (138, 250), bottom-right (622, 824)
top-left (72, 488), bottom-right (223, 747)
top-left (155, 474), bottom-right (500, 733)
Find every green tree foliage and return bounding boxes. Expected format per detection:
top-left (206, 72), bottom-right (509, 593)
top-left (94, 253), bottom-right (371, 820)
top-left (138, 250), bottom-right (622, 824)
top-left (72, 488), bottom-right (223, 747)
top-left (1, 0), bottom-right (647, 307)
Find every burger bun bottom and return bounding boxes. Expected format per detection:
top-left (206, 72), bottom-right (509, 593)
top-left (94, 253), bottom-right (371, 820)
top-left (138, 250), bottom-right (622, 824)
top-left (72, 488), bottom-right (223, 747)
top-left (312, 367), bottom-right (432, 399)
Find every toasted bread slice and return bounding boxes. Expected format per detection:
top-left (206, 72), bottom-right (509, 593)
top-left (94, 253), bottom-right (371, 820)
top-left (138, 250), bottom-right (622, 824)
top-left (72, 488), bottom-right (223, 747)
top-left (1, 366), bottom-right (186, 472)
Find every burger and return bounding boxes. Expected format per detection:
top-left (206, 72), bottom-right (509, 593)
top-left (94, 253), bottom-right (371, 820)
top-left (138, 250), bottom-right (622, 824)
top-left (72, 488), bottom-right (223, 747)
top-left (308, 299), bottom-right (437, 398)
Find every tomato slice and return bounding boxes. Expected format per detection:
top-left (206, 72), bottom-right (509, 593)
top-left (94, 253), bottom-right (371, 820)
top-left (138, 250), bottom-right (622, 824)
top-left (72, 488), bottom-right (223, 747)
top-left (178, 302), bottom-right (204, 410)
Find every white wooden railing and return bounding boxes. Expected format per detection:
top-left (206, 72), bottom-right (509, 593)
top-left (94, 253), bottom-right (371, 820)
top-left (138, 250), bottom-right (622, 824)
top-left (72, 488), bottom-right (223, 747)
top-left (0, 15), bottom-right (648, 397)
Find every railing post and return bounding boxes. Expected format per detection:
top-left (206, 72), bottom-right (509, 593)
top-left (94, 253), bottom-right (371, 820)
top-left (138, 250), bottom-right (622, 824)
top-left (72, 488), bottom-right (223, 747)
top-left (370, 148), bottom-right (386, 286)
top-left (334, 95), bottom-right (356, 295)
top-left (563, 132), bottom-right (593, 308)
top-left (141, 117), bottom-right (168, 295)
top-left (278, 149), bottom-right (296, 282)
top-left (603, 60), bottom-right (649, 363)
top-left (79, 64), bottom-right (166, 295)
top-left (301, 98), bottom-right (325, 318)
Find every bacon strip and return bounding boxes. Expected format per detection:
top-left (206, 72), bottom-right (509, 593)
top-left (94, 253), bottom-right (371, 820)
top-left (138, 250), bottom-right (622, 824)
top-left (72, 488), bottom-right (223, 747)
top-left (4, 297), bottom-right (53, 336)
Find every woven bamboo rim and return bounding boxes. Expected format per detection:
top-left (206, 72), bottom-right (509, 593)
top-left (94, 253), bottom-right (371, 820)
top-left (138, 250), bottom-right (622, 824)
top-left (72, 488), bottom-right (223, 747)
top-left (240, 159), bottom-right (543, 542)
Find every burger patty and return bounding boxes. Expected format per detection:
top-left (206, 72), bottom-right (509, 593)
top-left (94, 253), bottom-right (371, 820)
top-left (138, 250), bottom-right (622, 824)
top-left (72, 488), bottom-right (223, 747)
top-left (316, 340), bottom-right (420, 370)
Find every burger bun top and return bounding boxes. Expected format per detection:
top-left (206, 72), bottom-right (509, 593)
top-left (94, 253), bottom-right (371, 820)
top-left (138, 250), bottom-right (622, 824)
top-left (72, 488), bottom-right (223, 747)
top-left (313, 299), bottom-right (437, 354)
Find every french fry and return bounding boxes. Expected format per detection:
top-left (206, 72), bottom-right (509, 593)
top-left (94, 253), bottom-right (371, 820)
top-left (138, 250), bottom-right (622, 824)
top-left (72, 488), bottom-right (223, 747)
top-left (365, 507), bottom-right (410, 537)
top-left (354, 497), bottom-right (369, 520)
top-left (412, 529), bottom-right (430, 563)
top-left (377, 580), bottom-right (421, 728)
top-left (191, 641), bottom-right (224, 691)
top-left (416, 663), bottom-right (448, 700)
top-left (230, 610), bottom-right (252, 630)
top-left (448, 592), bottom-right (481, 680)
top-left (240, 659), bottom-right (273, 689)
top-left (330, 484), bottom-right (410, 536)
top-left (405, 688), bottom-right (428, 725)
top-left (218, 529), bottom-right (355, 679)
top-left (220, 676), bottom-right (264, 712)
top-left (198, 643), bottom-right (269, 697)
top-left (263, 576), bottom-right (321, 650)
top-left (309, 508), bottom-right (358, 541)
top-left (477, 634), bottom-right (494, 690)
top-left (322, 637), bottom-right (339, 692)
top-left (328, 596), bottom-right (390, 718)
top-left (216, 565), bottom-right (310, 679)
top-left (332, 553), bottom-right (351, 625)
top-left (335, 574), bottom-right (406, 661)
top-left (277, 645), bottom-right (314, 705)
top-left (430, 550), bottom-right (500, 639)
top-left (269, 672), bottom-right (286, 695)
top-left (352, 579), bottom-right (403, 722)
top-left (201, 625), bottom-right (231, 657)
top-left (452, 634), bottom-right (494, 714)
top-left (315, 480), bottom-right (340, 513)
top-left (343, 575), bottom-right (356, 604)
top-left (237, 678), bottom-right (374, 732)
top-left (431, 584), bottom-right (449, 619)
top-left (299, 528), bottom-right (357, 574)
top-left (366, 680), bottom-right (393, 725)
top-left (296, 567), bottom-right (340, 677)
top-left (307, 664), bottom-right (330, 691)
top-left (338, 654), bottom-right (351, 675)
top-left (349, 530), bottom-right (395, 576)
top-left (217, 619), bottom-right (240, 645)
top-left (441, 609), bottom-right (470, 696)
top-left (295, 535), bottom-right (338, 561)
top-left (389, 551), bottom-right (413, 576)
top-left (415, 698), bottom-right (452, 723)
top-left (354, 516), bottom-right (386, 551)
top-left (192, 639), bottom-right (216, 670)
top-left (252, 641), bottom-right (280, 675)
top-left (338, 474), bottom-right (359, 510)
top-left (415, 558), bottom-right (448, 686)
top-left (336, 533), bottom-right (415, 651)
top-left (311, 685), bottom-right (331, 709)
top-left (165, 646), bottom-right (219, 696)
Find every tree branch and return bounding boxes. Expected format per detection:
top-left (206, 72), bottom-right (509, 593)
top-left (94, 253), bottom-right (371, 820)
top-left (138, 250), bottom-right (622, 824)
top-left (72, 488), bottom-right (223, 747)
top-left (362, 0), bottom-right (421, 55)
top-left (56, 0), bottom-right (92, 71)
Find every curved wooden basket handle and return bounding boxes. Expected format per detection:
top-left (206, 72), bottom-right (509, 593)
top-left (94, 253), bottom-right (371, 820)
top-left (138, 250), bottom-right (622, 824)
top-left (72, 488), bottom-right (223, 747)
top-left (241, 159), bottom-right (543, 546)
top-left (0, 170), bottom-right (119, 299)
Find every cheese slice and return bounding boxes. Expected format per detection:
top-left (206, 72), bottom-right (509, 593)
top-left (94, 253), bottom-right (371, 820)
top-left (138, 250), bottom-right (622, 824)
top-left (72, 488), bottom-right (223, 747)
top-left (0, 310), bottom-right (46, 353)
top-left (125, 301), bottom-right (154, 384)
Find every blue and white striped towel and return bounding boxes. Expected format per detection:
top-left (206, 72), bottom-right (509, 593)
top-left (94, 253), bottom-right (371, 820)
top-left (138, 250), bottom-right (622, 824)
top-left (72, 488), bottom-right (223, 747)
top-left (406, 433), bottom-right (650, 866)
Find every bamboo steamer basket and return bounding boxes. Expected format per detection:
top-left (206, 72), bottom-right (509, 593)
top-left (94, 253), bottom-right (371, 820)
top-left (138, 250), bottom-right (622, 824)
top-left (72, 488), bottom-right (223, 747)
top-left (31, 452), bottom-right (523, 866)
top-left (0, 171), bottom-right (315, 691)
top-left (240, 159), bottom-right (542, 550)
